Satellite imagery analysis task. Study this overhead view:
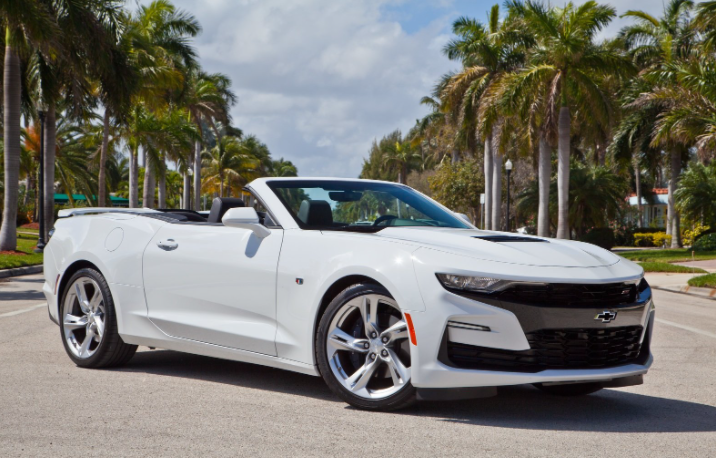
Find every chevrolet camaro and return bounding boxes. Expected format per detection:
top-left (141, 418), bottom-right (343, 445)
top-left (42, 178), bottom-right (654, 410)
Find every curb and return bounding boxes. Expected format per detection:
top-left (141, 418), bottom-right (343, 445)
top-left (0, 265), bottom-right (43, 279)
top-left (651, 284), bottom-right (716, 301)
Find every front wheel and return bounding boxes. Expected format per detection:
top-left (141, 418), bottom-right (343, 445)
top-left (316, 283), bottom-right (416, 411)
top-left (59, 268), bottom-right (137, 368)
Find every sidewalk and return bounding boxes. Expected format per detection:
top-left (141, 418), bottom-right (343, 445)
top-left (645, 272), bottom-right (716, 300)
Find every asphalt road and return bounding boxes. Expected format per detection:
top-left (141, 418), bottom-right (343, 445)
top-left (1, 274), bottom-right (715, 457)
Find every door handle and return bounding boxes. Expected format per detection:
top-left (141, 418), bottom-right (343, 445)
top-left (157, 239), bottom-right (178, 251)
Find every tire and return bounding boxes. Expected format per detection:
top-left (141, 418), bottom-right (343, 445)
top-left (316, 283), bottom-right (416, 411)
top-left (534, 382), bottom-right (604, 396)
top-left (59, 267), bottom-right (137, 368)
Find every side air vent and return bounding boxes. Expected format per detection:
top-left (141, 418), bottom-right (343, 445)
top-left (472, 235), bottom-right (548, 243)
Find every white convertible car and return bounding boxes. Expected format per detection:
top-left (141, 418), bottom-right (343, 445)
top-left (42, 178), bottom-right (653, 410)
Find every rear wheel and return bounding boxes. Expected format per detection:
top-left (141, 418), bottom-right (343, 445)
top-left (316, 283), bottom-right (416, 411)
top-left (534, 382), bottom-right (603, 396)
top-left (59, 268), bottom-right (137, 368)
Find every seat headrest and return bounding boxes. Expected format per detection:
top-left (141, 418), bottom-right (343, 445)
top-left (208, 197), bottom-right (245, 223)
top-left (297, 200), bottom-right (333, 227)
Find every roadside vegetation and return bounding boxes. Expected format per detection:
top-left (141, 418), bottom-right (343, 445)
top-left (688, 273), bottom-right (716, 288)
top-left (0, 233), bottom-right (43, 270)
top-left (636, 262), bottom-right (707, 274)
top-left (620, 249), bottom-right (716, 263)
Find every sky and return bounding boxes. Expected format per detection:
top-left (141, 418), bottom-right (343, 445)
top-left (147, 0), bottom-right (665, 177)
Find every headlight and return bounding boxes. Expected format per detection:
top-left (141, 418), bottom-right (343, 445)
top-left (436, 274), bottom-right (509, 293)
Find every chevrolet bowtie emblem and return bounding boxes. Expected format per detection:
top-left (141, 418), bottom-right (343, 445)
top-left (595, 311), bottom-right (618, 323)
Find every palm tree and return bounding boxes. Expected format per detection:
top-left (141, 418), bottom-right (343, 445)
top-left (383, 141), bottom-right (421, 184)
top-left (441, 6), bottom-right (528, 231)
top-left (506, 0), bottom-right (632, 239)
top-left (0, 0), bottom-right (58, 250)
top-left (202, 135), bottom-right (260, 198)
top-left (675, 162), bottom-right (716, 228)
top-left (620, 0), bottom-right (696, 247)
top-left (268, 158), bottom-right (298, 177)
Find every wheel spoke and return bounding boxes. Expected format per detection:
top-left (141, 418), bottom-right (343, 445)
top-left (89, 289), bottom-right (102, 312)
top-left (328, 327), bottom-right (369, 354)
top-left (93, 315), bottom-right (105, 340)
top-left (385, 348), bottom-right (409, 387)
top-left (358, 296), bottom-right (379, 337)
top-left (347, 356), bottom-right (381, 392)
top-left (63, 314), bottom-right (88, 331)
top-left (380, 320), bottom-right (408, 344)
top-left (75, 282), bottom-right (90, 313)
top-left (79, 330), bottom-right (95, 358)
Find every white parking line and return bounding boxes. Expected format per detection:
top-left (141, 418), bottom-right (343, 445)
top-left (656, 318), bottom-right (716, 339)
top-left (0, 303), bottom-right (46, 319)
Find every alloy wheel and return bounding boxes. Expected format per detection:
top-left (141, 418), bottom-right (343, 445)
top-left (62, 277), bottom-right (106, 359)
top-left (325, 293), bottom-right (411, 400)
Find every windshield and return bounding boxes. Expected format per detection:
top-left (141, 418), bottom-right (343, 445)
top-left (267, 180), bottom-right (471, 232)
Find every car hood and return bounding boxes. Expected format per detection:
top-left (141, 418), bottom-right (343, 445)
top-left (374, 227), bottom-right (620, 267)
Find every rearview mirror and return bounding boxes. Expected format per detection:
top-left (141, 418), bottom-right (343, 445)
top-left (222, 207), bottom-right (271, 239)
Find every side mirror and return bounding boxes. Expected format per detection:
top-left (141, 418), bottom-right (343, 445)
top-left (222, 207), bottom-right (271, 239)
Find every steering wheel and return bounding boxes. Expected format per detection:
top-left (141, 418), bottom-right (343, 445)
top-left (373, 215), bottom-right (398, 226)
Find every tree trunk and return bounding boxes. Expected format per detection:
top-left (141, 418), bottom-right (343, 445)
top-left (0, 42), bottom-right (20, 251)
top-left (537, 136), bottom-right (551, 237)
top-left (451, 149), bottom-right (459, 164)
top-left (157, 162), bottom-right (166, 209)
top-left (193, 140), bottom-right (201, 211)
top-left (183, 172), bottom-right (191, 209)
top-left (556, 106), bottom-right (570, 239)
top-left (484, 132), bottom-right (493, 231)
top-left (23, 175), bottom-right (31, 206)
top-left (491, 148), bottom-right (502, 231)
top-left (98, 109), bottom-right (110, 207)
top-left (635, 161), bottom-right (643, 228)
top-left (143, 153), bottom-right (155, 208)
top-left (44, 105), bottom-right (56, 240)
top-left (129, 147), bottom-right (139, 208)
top-left (669, 150), bottom-right (682, 248)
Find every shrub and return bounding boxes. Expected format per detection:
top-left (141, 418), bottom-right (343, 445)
top-left (692, 233), bottom-right (716, 252)
top-left (579, 227), bottom-right (615, 250)
top-left (682, 224), bottom-right (710, 246)
top-left (634, 232), bottom-right (672, 247)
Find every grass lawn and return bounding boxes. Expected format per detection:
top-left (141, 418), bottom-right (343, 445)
top-left (619, 249), bottom-right (716, 263)
top-left (637, 261), bottom-right (707, 274)
top-left (688, 273), bottom-right (716, 288)
top-left (0, 232), bottom-right (43, 270)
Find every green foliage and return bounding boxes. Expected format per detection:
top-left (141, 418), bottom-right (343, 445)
top-left (428, 159), bottom-right (484, 224)
top-left (692, 233), bottom-right (716, 252)
top-left (688, 273), bottom-right (716, 288)
top-left (634, 232), bottom-right (672, 247)
top-left (675, 163), bottom-right (716, 227)
top-left (682, 223), bottom-right (710, 247)
top-left (638, 262), bottom-right (707, 274)
top-left (579, 227), bottom-right (616, 250)
top-left (0, 233), bottom-right (43, 269)
top-left (620, 249), bottom-right (716, 263)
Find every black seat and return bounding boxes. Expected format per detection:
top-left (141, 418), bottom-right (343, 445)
top-left (207, 197), bottom-right (245, 223)
top-left (297, 200), bottom-right (333, 226)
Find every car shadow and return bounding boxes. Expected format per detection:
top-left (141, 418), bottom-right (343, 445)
top-left (0, 276), bottom-right (46, 301)
top-left (119, 350), bottom-right (716, 433)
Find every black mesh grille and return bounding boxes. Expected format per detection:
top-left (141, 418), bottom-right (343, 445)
top-left (496, 282), bottom-right (640, 307)
top-left (447, 326), bottom-right (644, 372)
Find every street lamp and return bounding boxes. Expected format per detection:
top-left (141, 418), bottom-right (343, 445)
top-left (505, 158), bottom-right (513, 232)
top-left (34, 109), bottom-right (47, 253)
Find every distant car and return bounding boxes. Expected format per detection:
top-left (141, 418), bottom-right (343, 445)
top-left (42, 178), bottom-right (653, 411)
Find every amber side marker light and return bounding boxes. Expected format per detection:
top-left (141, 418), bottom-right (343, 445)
top-left (404, 313), bottom-right (417, 346)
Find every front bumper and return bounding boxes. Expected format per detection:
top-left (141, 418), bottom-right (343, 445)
top-left (407, 272), bottom-right (654, 390)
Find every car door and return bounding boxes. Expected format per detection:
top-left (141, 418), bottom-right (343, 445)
top-left (142, 220), bottom-right (283, 356)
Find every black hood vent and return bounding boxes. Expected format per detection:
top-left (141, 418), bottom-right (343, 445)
top-left (472, 235), bottom-right (548, 243)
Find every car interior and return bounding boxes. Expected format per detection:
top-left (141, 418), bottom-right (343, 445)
top-left (156, 196), bottom-right (277, 226)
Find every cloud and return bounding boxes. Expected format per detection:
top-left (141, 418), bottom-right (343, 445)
top-left (149, 0), bottom-right (664, 177)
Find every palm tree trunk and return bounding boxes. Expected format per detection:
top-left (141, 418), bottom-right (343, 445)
top-left (193, 140), bottom-right (201, 211)
top-left (219, 172), bottom-right (224, 198)
top-left (556, 106), bottom-right (570, 239)
top-left (669, 150), bottom-right (682, 248)
top-left (143, 154), bottom-right (155, 208)
top-left (129, 147), bottom-right (139, 208)
top-left (182, 172), bottom-right (191, 209)
top-left (43, 105), bottom-right (56, 241)
top-left (157, 162), bottom-right (166, 208)
top-left (484, 132), bottom-right (493, 231)
top-left (0, 41), bottom-right (20, 251)
top-left (635, 160), bottom-right (643, 228)
top-left (451, 149), bottom-right (459, 164)
top-left (537, 136), bottom-right (551, 237)
top-left (23, 176), bottom-right (31, 206)
top-left (98, 109), bottom-right (110, 207)
top-left (491, 148), bottom-right (502, 231)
